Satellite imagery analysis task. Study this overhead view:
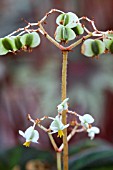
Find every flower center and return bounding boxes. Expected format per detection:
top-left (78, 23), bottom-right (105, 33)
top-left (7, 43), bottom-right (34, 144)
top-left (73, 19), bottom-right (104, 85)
top-left (57, 130), bottom-right (64, 138)
top-left (23, 141), bottom-right (31, 147)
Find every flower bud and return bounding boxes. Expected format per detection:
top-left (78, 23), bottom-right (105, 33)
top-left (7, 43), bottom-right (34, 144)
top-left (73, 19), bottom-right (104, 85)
top-left (109, 41), bottom-right (113, 53)
top-left (81, 39), bottom-right (105, 57)
top-left (20, 32), bottom-right (40, 48)
top-left (103, 38), bottom-right (113, 53)
top-left (72, 24), bottom-right (84, 35)
top-left (14, 36), bottom-right (23, 50)
top-left (55, 25), bottom-right (76, 43)
top-left (63, 14), bottom-right (69, 26)
top-left (0, 38), bottom-right (9, 55)
top-left (2, 37), bottom-right (15, 51)
top-left (56, 12), bottom-right (79, 28)
top-left (81, 39), bottom-right (94, 57)
top-left (91, 40), bottom-right (105, 55)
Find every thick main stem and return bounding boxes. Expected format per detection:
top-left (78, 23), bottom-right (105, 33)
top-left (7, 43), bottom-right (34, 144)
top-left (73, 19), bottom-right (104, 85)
top-left (62, 51), bottom-right (68, 170)
top-left (57, 152), bottom-right (62, 170)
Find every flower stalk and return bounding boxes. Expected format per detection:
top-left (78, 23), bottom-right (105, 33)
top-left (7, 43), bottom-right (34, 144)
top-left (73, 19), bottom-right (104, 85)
top-left (57, 152), bottom-right (62, 170)
top-left (62, 51), bottom-right (68, 170)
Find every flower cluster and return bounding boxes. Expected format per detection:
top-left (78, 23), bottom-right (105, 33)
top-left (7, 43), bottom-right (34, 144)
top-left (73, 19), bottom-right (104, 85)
top-left (55, 12), bottom-right (84, 43)
top-left (19, 98), bottom-right (100, 147)
top-left (19, 99), bottom-right (69, 146)
top-left (0, 32), bottom-right (40, 55)
top-left (78, 114), bottom-right (100, 140)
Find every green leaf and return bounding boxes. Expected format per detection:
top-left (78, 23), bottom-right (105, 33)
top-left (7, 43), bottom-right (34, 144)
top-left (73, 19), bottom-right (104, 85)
top-left (0, 38), bottom-right (8, 55)
top-left (81, 39), bottom-right (94, 57)
top-left (72, 23), bottom-right (84, 35)
top-left (0, 145), bottom-right (55, 170)
top-left (69, 139), bottom-right (113, 170)
top-left (20, 32), bottom-right (40, 48)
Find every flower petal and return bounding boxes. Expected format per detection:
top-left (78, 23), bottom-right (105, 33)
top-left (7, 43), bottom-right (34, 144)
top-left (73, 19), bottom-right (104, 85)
top-left (50, 117), bottom-right (61, 130)
top-left (55, 25), bottom-right (64, 42)
top-left (19, 130), bottom-right (25, 137)
top-left (83, 114), bottom-right (94, 123)
top-left (88, 132), bottom-right (95, 140)
top-left (57, 104), bottom-right (63, 113)
top-left (49, 130), bottom-right (58, 134)
top-left (79, 116), bottom-right (85, 123)
top-left (31, 130), bottom-right (39, 142)
top-left (50, 121), bottom-right (59, 131)
top-left (23, 141), bottom-right (31, 147)
top-left (88, 127), bottom-right (100, 134)
top-left (66, 12), bottom-right (79, 28)
top-left (62, 98), bottom-right (69, 104)
top-left (57, 130), bottom-right (64, 138)
top-left (24, 126), bottom-right (34, 140)
top-left (81, 122), bottom-right (89, 129)
top-left (56, 13), bottom-right (65, 25)
top-left (63, 124), bottom-right (69, 129)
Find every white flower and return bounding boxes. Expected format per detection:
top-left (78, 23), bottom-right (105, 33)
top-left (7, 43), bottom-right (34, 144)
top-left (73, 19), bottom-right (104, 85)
top-left (19, 126), bottom-right (39, 147)
top-left (87, 126), bottom-right (100, 140)
top-left (50, 115), bottom-right (69, 138)
top-left (79, 114), bottom-right (94, 129)
top-left (57, 98), bottom-right (69, 113)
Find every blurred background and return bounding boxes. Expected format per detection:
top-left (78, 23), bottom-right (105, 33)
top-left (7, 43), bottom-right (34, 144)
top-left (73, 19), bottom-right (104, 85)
top-left (0, 0), bottom-right (113, 169)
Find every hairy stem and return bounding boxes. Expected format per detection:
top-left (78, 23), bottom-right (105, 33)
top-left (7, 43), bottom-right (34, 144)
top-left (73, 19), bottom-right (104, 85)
top-left (62, 51), bottom-right (68, 170)
top-left (39, 24), bottom-right (65, 50)
top-left (57, 152), bottom-right (62, 170)
top-left (67, 33), bottom-right (92, 50)
top-left (58, 126), bottom-right (84, 152)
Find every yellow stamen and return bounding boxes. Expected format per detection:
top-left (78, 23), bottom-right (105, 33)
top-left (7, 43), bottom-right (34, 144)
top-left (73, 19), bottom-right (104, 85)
top-left (23, 141), bottom-right (31, 147)
top-left (57, 130), bottom-right (64, 138)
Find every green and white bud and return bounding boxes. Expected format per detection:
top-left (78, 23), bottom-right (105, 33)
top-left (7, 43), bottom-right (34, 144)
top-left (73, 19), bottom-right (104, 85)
top-left (81, 39), bottom-right (94, 57)
top-left (81, 39), bottom-right (105, 57)
top-left (91, 40), bottom-right (105, 55)
top-left (0, 38), bottom-right (9, 55)
top-left (20, 32), bottom-right (40, 48)
top-left (14, 36), bottom-right (23, 50)
top-left (103, 38), bottom-right (113, 53)
top-left (55, 25), bottom-right (76, 43)
top-left (2, 37), bottom-right (16, 51)
top-left (56, 12), bottom-right (79, 28)
top-left (72, 23), bottom-right (84, 35)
